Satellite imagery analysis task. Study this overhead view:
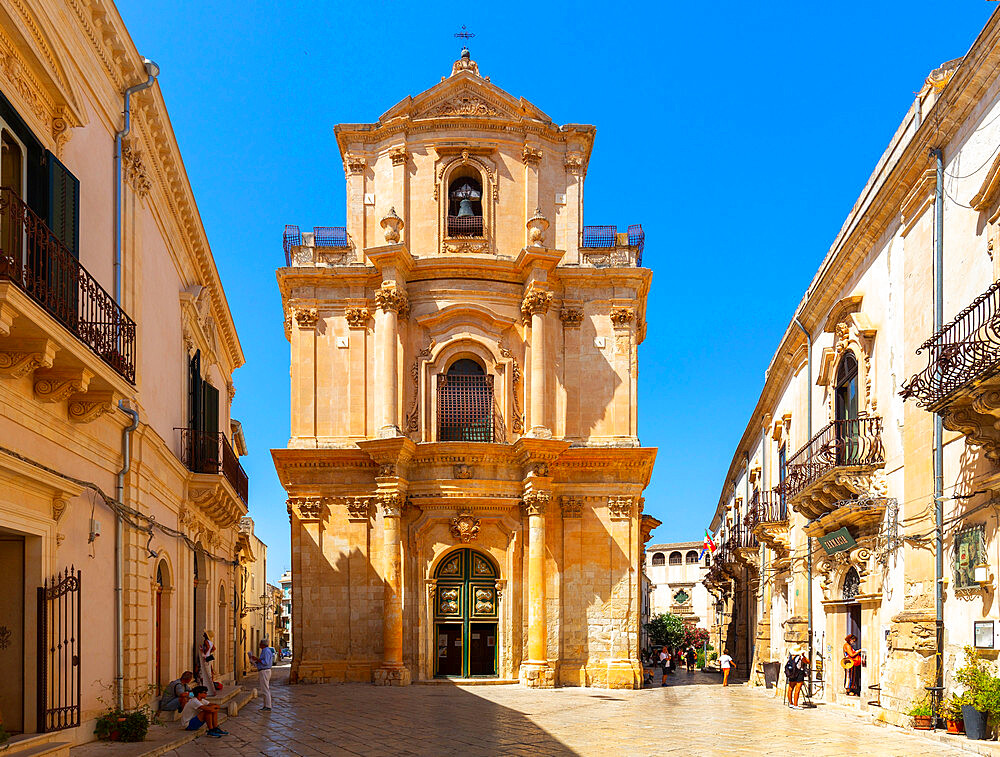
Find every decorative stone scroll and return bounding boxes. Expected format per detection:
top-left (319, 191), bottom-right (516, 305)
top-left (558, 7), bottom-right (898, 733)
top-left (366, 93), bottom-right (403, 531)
top-left (559, 308), bottom-right (583, 327)
top-left (345, 308), bottom-right (370, 329)
top-left (450, 509), bottom-right (481, 543)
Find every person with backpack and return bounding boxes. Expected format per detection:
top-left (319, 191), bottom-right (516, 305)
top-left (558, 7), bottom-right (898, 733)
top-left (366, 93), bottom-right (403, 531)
top-left (785, 645), bottom-right (809, 709)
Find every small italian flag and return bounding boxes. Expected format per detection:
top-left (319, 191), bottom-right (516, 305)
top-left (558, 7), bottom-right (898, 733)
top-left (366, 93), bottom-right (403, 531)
top-left (700, 530), bottom-right (717, 560)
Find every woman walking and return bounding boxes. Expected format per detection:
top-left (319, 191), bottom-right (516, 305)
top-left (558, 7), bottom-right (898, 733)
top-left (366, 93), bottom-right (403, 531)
top-left (719, 648), bottom-right (734, 687)
top-left (685, 646), bottom-right (696, 672)
top-left (843, 634), bottom-right (861, 696)
top-left (659, 648), bottom-right (670, 686)
top-left (199, 630), bottom-right (216, 690)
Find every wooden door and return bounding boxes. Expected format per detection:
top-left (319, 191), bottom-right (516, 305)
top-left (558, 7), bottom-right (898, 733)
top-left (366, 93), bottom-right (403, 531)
top-left (436, 624), bottom-right (463, 676)
top-left (0, 537), bottom-right (24, 732)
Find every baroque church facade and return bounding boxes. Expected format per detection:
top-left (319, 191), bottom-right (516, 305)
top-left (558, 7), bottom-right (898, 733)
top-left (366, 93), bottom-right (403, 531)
top-left (273, 49), bottom-right (656, 688)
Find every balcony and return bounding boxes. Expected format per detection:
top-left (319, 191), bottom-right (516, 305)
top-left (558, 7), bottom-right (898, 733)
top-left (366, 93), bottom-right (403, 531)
top-left (730, 522), bottom-right (759, 569)
top-left (901, 279), bottom-right (1000, 461)
top-left (283, 225), bottom-right (355, 266)
top-left (578, 225), bottom-right (644, 267)
top-left (779, 417), bottom-right (885, 523)
top-left (0, 187), bottom-right (135, 383)
top-left (747, 489), bottom-right (789, 555)
top-left (177, 428), bottom-right (249, 528)
top-left (436, 374), bottom-right (506, 443)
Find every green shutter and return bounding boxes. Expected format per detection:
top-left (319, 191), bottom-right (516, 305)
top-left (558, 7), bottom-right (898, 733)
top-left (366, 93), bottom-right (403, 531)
top-left (46, 151), bottom-right (79, 258)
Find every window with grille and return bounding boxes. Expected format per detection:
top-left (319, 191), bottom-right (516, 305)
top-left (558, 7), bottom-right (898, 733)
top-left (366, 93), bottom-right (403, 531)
top-left (668, 552), bottom-right (683, 566)
top-left (651, 552), bottom-right (665, 566)
top-left (438, 359), bottom-right (495, 442)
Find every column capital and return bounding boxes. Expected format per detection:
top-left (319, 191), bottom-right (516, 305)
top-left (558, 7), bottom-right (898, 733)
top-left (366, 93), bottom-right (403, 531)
top-left (374, 283), bottom-right (409, 317)
top-left (287, 496), bottom-right (328, 521)
top-left (560, 495), bottom-right (583, 519)
top-left (521, 491), bottom-right (551, 517)
top-left (378, 492), bottom-right (406, 517)
top-left (608, 495), bottom-right (636, 521)
top-left (520, 289), bottom-right (552, 317)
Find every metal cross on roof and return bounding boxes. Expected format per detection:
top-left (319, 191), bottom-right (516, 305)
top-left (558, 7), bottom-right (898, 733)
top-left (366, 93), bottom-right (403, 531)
top-left (454, 25), bottom-right (475, 41)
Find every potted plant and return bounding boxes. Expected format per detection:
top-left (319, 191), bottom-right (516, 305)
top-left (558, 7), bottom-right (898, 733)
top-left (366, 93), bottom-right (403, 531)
top-left (94, 709), bottom-right (149, 742)
top-left (908, 698), bottom-right (934, 730)
top-left (954, 646), bottom-right (997, 741)
top-left (941, 694), bottom-right (965, 735)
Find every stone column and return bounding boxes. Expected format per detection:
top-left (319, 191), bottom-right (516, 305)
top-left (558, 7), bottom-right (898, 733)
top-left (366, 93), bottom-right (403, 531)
top-left (519, 490), bottom-right (553, 687)
top-left (374, 284), bottom-right (407, 438)
top-left (374, 492), bottom-right (410, 685)
top-left (607, 496), bottom-right (639, 688)
top-left (521, 290), bottom-right (552, 437)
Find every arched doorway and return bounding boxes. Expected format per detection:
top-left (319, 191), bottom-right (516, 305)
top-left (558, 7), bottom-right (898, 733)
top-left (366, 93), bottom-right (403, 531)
top-left (217, 582), bottom-right (227, 676)
top-left (434, 548), bottom-right (499, 678)
top-left (154, 561), bottom-right (170, 688)
top-left (193, 550), bottom-right (207, 671)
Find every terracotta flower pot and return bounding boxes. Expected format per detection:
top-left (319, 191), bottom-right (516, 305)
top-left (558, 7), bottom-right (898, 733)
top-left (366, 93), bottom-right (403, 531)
top-left (946, 719), bottom-right (965, 735)
top-left (913, 715), bottom-right (933, 730)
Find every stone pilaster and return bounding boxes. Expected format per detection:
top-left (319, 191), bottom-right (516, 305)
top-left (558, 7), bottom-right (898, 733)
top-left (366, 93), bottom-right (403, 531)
top-left (373, 491), bottom-right (411, 685)
top-left (521, 288), bottom-right (552, 438)
top-left (519, 490), bottom-right (554, 688)
top-left (374, 283), bottom-right (407, 438)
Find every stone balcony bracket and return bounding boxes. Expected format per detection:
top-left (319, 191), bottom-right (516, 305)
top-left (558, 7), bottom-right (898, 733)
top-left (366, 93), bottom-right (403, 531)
top-left (803, 496), bottom-right (890, 539)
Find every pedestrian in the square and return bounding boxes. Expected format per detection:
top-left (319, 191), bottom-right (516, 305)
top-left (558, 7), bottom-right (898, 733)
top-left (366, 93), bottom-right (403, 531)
top-left (843, 634), bottom-right (861, 696)
top-left (659, 647), bottom-right (670, 686)
top-left (785, 645), bottom-right (808, 709)
top-left (180, 686), bottom-right (228, 738)
top-left (249, 637), bottom-right (275, 711)
top-left (199, 630), bottom-right (216, 690)
top-left (719, 648), bottom-right (734, 686)
top-left (159, 671), bottom-right (194, 712)
top-left (685, 646), bottom-right (696, 672)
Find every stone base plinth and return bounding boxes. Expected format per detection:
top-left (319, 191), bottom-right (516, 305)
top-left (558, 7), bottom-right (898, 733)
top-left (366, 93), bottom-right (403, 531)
top-left (519, 662), bottom-right (555, 688)
top-left (605, 660), bottom-right (640, 689)
top-left (373, 665), bottom-right (412, 686)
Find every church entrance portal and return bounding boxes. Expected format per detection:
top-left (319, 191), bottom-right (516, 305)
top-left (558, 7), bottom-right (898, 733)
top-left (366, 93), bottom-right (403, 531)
top-left (433, 548), bottom-right (499, 678)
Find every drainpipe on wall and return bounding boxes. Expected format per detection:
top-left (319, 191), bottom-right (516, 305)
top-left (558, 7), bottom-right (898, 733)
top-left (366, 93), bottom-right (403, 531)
top-left (114, 59), bottom-right (158, 304)
top-left (932, 146), bottom-right (946, 712)
top-left (794, 316), bottom-right (814, 702)
top-left (115, 402), bottom-right (140, 710)
top-left (745, 452), bottom-right (752, 677)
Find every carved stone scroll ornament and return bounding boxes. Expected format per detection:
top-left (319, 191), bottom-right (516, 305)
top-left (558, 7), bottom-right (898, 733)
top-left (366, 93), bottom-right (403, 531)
top-left (521, 290), bottom-right (553, 317)
top-left (374, 284), bottom-right (409, 317)
top-left (497, 340), bottom-right (524, 434)
top-left (378, 463), bottom-right (396, 478)
top-left (521, 491), bottom-right (551, 517)
top-left (454, 464), bottom-right (473, 479)
top-left (52, 496), bottom-right (69, 522)
top-left (68, 393), bottom-right (117, 423)
top-left (450, 509), bottom-right (481, 543)
top-left (608, 496), bottom-right (635, 520)
top-left (34, 373), bottom-right (90, 403)
top-left (0, 350), bottom-right (52, 379)
top-left (405, 346), bottom-right (433, 433)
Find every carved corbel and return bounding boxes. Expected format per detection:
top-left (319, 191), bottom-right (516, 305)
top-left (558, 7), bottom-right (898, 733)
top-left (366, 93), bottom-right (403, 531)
top-left (450, 509), bottom-right (481, 543)
top-left (0, 339), bottom-right (57, 379)
top-left (34, 368), bottom-right (93, 403)
top-left (52, 496), bottom-right (69, 522)
top-left (68, 391), bottom-right (120, 423)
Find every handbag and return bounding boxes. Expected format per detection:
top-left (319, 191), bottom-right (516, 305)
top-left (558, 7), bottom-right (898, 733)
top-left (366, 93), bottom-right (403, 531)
top-left (205, 654), bottom-right (215, 662)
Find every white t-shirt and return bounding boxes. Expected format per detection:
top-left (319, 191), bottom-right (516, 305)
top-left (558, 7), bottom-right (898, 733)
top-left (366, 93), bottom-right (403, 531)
top-left (180, 697), bottom-right (205, 728)
top-left (719, 654), bottom-right (733, 670)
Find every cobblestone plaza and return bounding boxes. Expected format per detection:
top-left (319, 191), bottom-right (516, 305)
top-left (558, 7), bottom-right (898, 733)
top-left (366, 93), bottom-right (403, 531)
top-left (156, 666), bottom-right (968, 757)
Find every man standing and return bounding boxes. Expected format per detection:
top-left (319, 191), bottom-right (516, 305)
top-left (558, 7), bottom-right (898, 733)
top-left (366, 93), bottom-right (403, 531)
top-left (249, 638), bottom-right (274, 711)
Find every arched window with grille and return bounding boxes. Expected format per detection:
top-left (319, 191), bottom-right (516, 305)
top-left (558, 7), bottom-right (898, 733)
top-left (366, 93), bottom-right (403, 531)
top-left (651, 552), bottom-right (665, 566)
top-left (685, 550), bottom-right (699, 564)
top-left (447, 173), bottom-right (483, 238)
top-left (668, 552), bottom-right (683, 566)
top-left (438, 358), bottom-right (498, 442)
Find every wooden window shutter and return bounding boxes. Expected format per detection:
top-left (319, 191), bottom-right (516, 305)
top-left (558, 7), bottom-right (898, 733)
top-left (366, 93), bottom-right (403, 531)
top-left (46, 151), bottom-right (80, 258)
top-left (203, 381), bottom-right (220, 437)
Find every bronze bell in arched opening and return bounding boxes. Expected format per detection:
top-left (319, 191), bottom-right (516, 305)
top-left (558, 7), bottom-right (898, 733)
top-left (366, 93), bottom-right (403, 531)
top-left (451, 181), bottom-right (481, 217)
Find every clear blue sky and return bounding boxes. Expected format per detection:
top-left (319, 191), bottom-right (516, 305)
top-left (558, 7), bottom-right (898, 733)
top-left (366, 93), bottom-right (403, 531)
top-left (117, 1), bottom-right (996, 582)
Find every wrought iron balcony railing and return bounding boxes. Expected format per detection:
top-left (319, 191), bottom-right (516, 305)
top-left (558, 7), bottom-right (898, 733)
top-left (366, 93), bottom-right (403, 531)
top-left (446, 215), bottom-right (484, 238)
top-left (176, 428), bottom-right (249, 505)
top-left (747, 489), bottom-right (786, 528)
top-left (579, 224), bottom-right (645, 266)
top-left (0, 187), bottom-right (135, 382)
top-left (778, 417), bottom-right (884, 501)
top-left (437, 374), bottom-right (506, 443)
top-left (900, 279), bottom-right (1000, 409)
top-left (731, 522), bottom-right (759, 551)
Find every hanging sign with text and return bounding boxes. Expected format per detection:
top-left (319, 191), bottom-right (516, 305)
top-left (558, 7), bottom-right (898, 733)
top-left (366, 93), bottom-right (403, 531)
top-left (818, 527), bottom-right (857, 556)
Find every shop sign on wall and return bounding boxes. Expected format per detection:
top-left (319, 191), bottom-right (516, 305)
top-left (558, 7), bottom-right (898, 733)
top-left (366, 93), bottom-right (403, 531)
top-left (818, 527), bottom-right (856, 556)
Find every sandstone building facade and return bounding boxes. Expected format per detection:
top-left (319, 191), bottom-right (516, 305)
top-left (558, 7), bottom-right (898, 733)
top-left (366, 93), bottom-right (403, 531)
top-left (645, 542), bottom-right (710, 626)
top-left (0, 0), bottom-right (248, 745)
top-left (706, 9), bottom-right (1000, 723)
top-left (273, 49), bottom-right (656, 688)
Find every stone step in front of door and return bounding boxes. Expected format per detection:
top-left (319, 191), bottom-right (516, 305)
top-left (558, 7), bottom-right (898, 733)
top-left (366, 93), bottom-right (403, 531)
top-left (416, 678), bottom-right (518, 685)
top-left (3, 734), bottom-right (72, 757)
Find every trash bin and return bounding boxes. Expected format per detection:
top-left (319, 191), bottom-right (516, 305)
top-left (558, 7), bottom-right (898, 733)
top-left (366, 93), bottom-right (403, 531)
top-left (763, 661), bottom-right (780, 689)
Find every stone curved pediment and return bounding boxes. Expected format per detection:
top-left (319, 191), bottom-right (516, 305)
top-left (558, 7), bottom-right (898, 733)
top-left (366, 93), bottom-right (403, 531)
top-left (416, 303), bottom-right (517, 339)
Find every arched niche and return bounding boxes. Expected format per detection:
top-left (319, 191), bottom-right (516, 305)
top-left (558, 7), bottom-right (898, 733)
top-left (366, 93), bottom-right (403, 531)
top-left (436, 153), bottom-right (499, 255)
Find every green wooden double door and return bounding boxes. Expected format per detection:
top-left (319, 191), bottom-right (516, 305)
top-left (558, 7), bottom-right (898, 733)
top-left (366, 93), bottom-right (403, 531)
top-left (434, 548), bottom-right (499, 678)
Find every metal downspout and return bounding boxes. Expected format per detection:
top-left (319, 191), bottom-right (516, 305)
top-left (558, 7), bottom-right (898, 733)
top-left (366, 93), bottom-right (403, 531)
top-left (745, 452), bottom-right (751, 678)
top-left (932, 147), bottom-right (946, 714)
top-left (114, 60), bottom-right (158, 304)
top-left (115, 402), bottom-right (140, 710)
top-left (794, 316), bottom-right (814, 702)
